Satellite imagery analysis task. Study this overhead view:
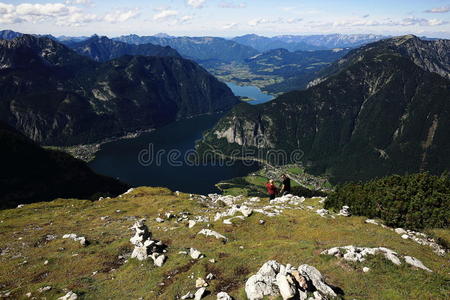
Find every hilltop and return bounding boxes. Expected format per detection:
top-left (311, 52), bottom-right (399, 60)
top-left (0, 186), bottom-right (448, 299)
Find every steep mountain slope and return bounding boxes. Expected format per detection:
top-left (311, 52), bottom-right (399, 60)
top-left (66, 35), bottom-right (181, 62)
top-left (197, 36), bottom-right (450, 183)
top-left (114, 34), bottom-right (259, 63)
top-left (0, 121), bottom-right (128, 209)
top-left (232, 33), bottom-right (387, 51)
top-left (310, 35), bottom-right (450, 87)
top-left (0, 35), bottom-right (239, 145)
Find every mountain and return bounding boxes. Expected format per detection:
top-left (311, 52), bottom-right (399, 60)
top-left (0, 35), bottom-right (239, 146)
top-left (197, 35), bottom-right (450, 183)
top-left (232, 33), bottom-right (387, 51)
top-left (232, 34), bottom-right (321, 52)
top-left (0, 121), bottom-right (128, 209)
top-left (244, 48), bottom-right (350, 93)
top-left (66, 35), bottom-right (181, 62)
top-left (0, 29), bottom-right (23, 40)
top-left (114, 34), bottom-right (259, 63)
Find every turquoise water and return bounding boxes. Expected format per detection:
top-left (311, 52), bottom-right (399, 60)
top-left (89, 114), bottom-right (259, 195)
top-left (225, 82), bottom-right (274, 105)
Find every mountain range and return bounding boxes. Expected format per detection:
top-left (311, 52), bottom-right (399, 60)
top-left (232, 33), bottom-right (388, 52)
top-left (197, 35), bottom-right (450, 183)
top-left (113, 34), bottom-right (259, 63)
top-left (0, 35), bottom-right (238, 146)
top-left (65, 35), bottom-right (181, 62)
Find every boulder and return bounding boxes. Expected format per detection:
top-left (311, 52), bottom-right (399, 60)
top-left (57, 291), bottom-right (78, 300)
top-left (190, 248), bottom-right (203, 259)
top-left (216, 291), bottom-right (232, 300)
top-left (299, 264), bottom-right (337, 298)
top-left (180, 291), bottom-right (194, 299)
top-left (194, 287), bottom-right (206, 300)
top-left (130, 219), bottom-right (167, 266)
top-left (404, 256), bottom-right (432, 272)
top-left (196, 278), bottom-right (208, 288)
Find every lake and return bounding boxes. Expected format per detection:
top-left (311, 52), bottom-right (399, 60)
top-left (225, 82), bottom-right (274, 105)
top-left (89, 114), bottom-right (260, 195)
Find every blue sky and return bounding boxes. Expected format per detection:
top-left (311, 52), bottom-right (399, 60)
top-left (0, 0), bottom-right (449, 37)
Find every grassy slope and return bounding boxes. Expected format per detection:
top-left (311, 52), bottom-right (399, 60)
top-left (0, 187), bottom-right (448, 299)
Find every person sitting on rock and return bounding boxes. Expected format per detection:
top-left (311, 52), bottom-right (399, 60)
top-left (279, 174), bottom-right (291, 195)
top-left (265, 179), bottom-right (278, 200)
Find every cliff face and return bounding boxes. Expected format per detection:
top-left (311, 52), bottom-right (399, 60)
top-left (198, 36), bottom-right (450, 183)
top-left (0, 121), bottom-right (128, 209)
top-left (0, 35), bottom-right (239, 145)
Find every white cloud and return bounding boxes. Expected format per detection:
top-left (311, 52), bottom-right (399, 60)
top-left (65, 0), bottom-right (92, 6)
top-left (222, 22), bottom-right (238, 29)
top-left (219, 2), bottom-right (246, 9)
top-left (424, 6), bottom-right (450, 13)
top-left (187, 0), bottom-right (207, 9)
top-left (179, 15), bottom-right (193, 24)
top-left (104, 9), bottom-right (140, 23)
top-left (153, 9), bottom-right (178, 21)
top-left (248, 17), bottom-right (302, 26)
top-left (0, 2), bottom-right (140, 26)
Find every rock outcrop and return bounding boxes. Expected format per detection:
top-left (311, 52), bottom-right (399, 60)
top-left (321, 246), bottom-right (432, 272)
top-left (245, 260), bottom-right (338, 300)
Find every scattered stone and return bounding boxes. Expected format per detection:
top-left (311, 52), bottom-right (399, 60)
top-left (209, 259), bottom-right (216, 263)
top-left (17, 204), bottom-right (25, 208)
top-left (25, 292), bottom-right (32, 298)
top-left (38, 286), bottom-right (52, 293)
top-left (198, 229), bottom-right (227, 242)
top-left (154, 254), bottom-right (167, 267)
top-left (44, 260), bottom-right (49, 265)
top-left (190, 248), bottom-right (203, 259)
top-left (115, 209), bottom-right (122, 213)
top-left (321, 246), bottom-right (432, 271)
top-left (100, 216), bottom-right (110, 221)
top-left (216, 291), bottom-right (232, 300)
top-left (245, 260), bottom-right (337, 300)
top-left (194, 287), bottom-right (206, 300)
top-left (223, 216), bottom-right (245, 225)
top-left (362, 267), bottom-right (370, 273)
top-left (181, 291), bottom-right (194, 299)
top-left (401, 234), bottom-right (409, 240)
top-left (404, 256), bottom-right (432, 272)
top-left (62, 234), bottom-right (88, 246)
top-left (188, 220), bottom-right (196, 228)
top-left (338, 205), bottom-right (351, 217)
top-left (395, 228), bottom-right (407, 235)
top-left (130, 219), bottom-right (167, 266)
top-left (57, 291), bottom-right (78, 300)
top-left (259, 220), bottom-right (265, 225)
top-left (206, 273), bottom-right (215, 280)
top-left (195, 278), bottom-right (208, 288)
top-left (365, 219), bottom-right (379, 225)
top-left (155, 217), bottom-right (164, 223)
top-left (316, 208), bottom-right (331, 218)
top-left (175, 191), bottom-right (180, 196)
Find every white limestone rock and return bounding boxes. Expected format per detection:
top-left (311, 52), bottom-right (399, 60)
top-left (190, 248), bottom-right (203, 259)
top-left (216, 291), bottom-right (232, 300)
top-left (194, 287), bottom-right (207, 300)
top-left (404, 256), bottom-right (432, 272)
top-left (198, 229), bottom-right (228, 242)
top-left (57, 291), bottom-right (78, 300)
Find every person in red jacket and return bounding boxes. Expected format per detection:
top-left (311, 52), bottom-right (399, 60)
top-left (265, 179), bottom-right (278, 200)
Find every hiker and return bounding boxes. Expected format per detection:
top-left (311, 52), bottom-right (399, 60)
top-left (280, 174), bottom-right (291, 195)
top-left (265, 179), bottom-right (278, 200)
